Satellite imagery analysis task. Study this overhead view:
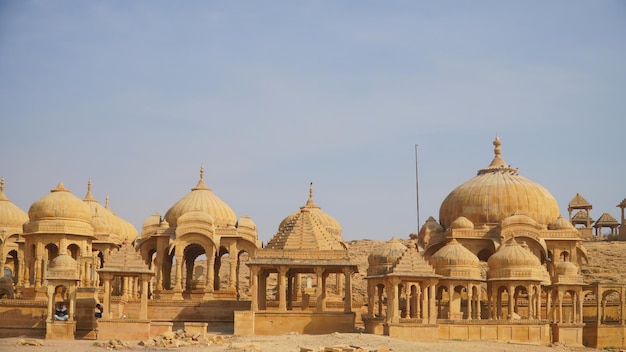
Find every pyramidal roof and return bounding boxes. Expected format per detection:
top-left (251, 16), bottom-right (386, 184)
top-left (594, 212), bottom-right (619, 226)
top-left (264, 185), bottom-right (345, 252)
top-left (98, 242), bottom-right (153, 274)
top-left (569, 193), bottom-right (591, 208)
top-left (572, 210), bottom-right (593, 222)
top-left (387, 241), bottom-right (438, 278)
top-left (265, 205), bottom-right (344, 251)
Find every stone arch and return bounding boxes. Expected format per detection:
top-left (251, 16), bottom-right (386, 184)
top-left (168, 232), bottom-right (218, 291)
top-left (183, 243), bottom-right (208, 291)
top-left (583, 289), bottom-right (597, 323)
top-left (601, 289), bottom-right (621, 324)
top-left (215, 245), bottom-right (229, 291)
top-left (67, 243), bottom-right (80, 260)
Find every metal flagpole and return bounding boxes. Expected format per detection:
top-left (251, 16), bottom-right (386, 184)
top-left (415, 144), bottom-right (420, 233)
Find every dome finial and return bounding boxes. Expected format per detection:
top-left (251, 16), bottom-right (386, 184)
top-left (105, 195), bottom-right (110, 209)
top-left (0, 176), bottom-right (4, 193)
top-left (305, 182), bottom-right (317, 207)
top-left (477, 136), bottom-right (518, 175)
top-left (192, 165), bottom-right (210, 190)
top-left (493, 135), bottom-right (502, 157)
top-left (84, 179), bottom-right (96, 201)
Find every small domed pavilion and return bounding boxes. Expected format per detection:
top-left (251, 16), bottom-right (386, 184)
top-left (238, 184), bottom-right (358, 335)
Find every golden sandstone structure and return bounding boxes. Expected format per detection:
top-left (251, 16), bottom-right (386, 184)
top-left (0, 137), bottom-right (625, 348)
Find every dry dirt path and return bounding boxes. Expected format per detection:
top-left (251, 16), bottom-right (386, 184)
top-left (1, 333), bottom-right (608, 352)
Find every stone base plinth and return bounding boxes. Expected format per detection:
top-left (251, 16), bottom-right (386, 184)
top-left (96, 320), bottom-right (151, 340)
top-left (235, 311), bottom-right (355, 335)
top-left (46, 320), bottom-right (75, 340)
top-left (363, 317), bottom-right (385, 335)
top-left (385, 323), bottom-right (438, 342)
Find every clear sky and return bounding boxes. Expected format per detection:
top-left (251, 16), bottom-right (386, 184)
top-left (1, 1), bottom-right (624, 243)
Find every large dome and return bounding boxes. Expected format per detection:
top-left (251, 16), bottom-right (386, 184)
top-left (0, 177), bottom-right (28, 234)
top-left (164, 167), bottom-right (237, 228)
top-left (24, 183), bottom-right (94, 236)
top-left (439, 137), bottom-right (559, 229)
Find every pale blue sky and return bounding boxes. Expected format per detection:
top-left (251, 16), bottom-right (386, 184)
top-left (1, 1), bottom-right (624, 242)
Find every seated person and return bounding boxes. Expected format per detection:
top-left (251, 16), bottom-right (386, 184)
top-left (95, 303), bottom-right (103, 319)
top-left (54, 303), bottom-right (68, 321)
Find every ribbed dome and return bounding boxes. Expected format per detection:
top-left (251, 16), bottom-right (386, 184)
top-left (237, 215), bottom-right (256, 231)
top-left (548, 215), bottom-right (575, 230)
top-left (430, 239), bottom-right (480, 266)
top-left (47, 253), bottom-right (79, 280)
top-left (25, 183), bottom-right (94, 236)
top-left (488, 239), bottom-right (540, 269)
top-left (29, 183), bottom-right (92, 222)
top-left (0, 177), bottom-right (28, 232)
top-left (421, 216), bottom-right (444, 233)
top-left (278, 183), bottom-right (342, 240)
top-left (91, 208), bottom-right (112, 235)
top-left (117, 216), bottom-right (138, 243)
top-left (142, 212), bottom-right (162, 229)
top-left (439, 137), bottom-right (560, 229)
top-left (450, 216), bottom-right (474, 230)
top-left (367, 237), bottom-right (408, 276)
top-left (368, 237), bottom-right (407, 266)
top-left (487, 238), bottom-right (547, 281)
top-left (501, 211), bottom-right (538, 228)
top-left (164, 167), bottom-right (237, 228)
top-left (83, 181), bottom-right (121, 242)
top-left (429, 239), bottom-right (482, 280)
top-left (555, 261), bottom-right (579, 276)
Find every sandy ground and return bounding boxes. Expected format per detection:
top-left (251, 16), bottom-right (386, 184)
top-left (1, 333), bottom-right (610, 352)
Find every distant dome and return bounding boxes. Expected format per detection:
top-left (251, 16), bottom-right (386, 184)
top-left (439, 137), bottom-right (560, 229)
top-left (117, 216), bottom-right (138, 243)
top-left (164, 166), bottom-right (237, 228)
top-left (278, 183), bottom-right (342, 240)
top-left (237, 215), bottom-right (256, 231)
top-left (429, 239), bottom-right (482, 280)
top-left (488, 239), bottom-right (540, 269)
top-left (555, 261), bottom-right (579, 276)
top-left (450, 216), bottom-right (474, 230)
top-left (548, 215), bottom-right (575, 230)
top-left (83, 181), bottom-right (121, 243)
top-left (0, 177), bottom-right (28, 233)
top-left (25, 183), bottom-right (94, 236)
top-left (487, 238), bottom-right (546, 281)
top-left (142, 212), bottom-right (162, 230)
top-left (368, 237), bottom-right (407, 268)
top-left (421, 216), bottom-right (444, 233)
top-left (430, 239), bottom-right (480, 267)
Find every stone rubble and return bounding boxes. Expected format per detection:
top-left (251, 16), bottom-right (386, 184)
top-left (137, 329), bottom-right (228, 348)
top-left (15, 338), bottom-right (45, 346)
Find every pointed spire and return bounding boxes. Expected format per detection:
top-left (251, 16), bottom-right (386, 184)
top-left (305, 182), bottom-right (317, 207)
top-left (84, 179), bottom-right (96, 201)
top-left (193, 164), bottom-right (209, 190)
